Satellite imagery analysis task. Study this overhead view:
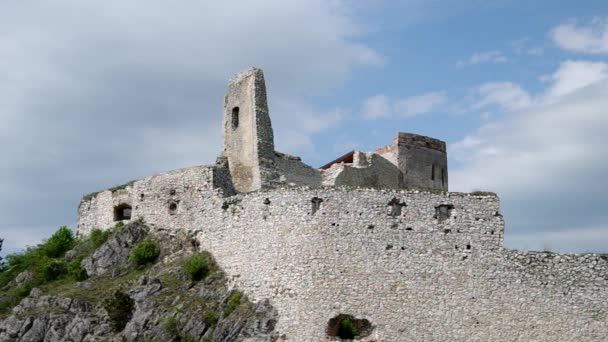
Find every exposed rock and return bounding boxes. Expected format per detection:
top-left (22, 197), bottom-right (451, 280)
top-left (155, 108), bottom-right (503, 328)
top-left (0, 223), bottom-right (277, 342)
top-left (13, 271), bottom-right (34, 287)
top-left (81, 222), bottom-right (147, 277)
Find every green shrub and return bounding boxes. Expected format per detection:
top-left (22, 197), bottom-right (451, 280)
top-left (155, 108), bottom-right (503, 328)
top-left (184, 336), bottom-right (197, 342)
top-left (43, 226), bottom-right (75, 258)
top-left (129, 239), bottom-right (160, 267)
top-left (42, 259), bottom-right (67, 281)
top-left (223, 291), bottom-right (242, 316)
top-left (182, 253), bottom-right (216, 281)
top-left (202, 337), bottom-right (212, 342)
top-left (67, 259), bottom-right (88, 281)
top-left (103, 291), bottom-right (134, 332)
top-left (90, 228), bottom-right (110, 248)
top-left (337, 318), bottom-right (358, 339)
top-left (161, 316), bottom-right (179, 337)
top-left (203, 310), bottom-right (218, 326)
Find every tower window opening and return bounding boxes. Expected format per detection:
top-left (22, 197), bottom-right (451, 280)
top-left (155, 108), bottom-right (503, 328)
top-left (113, 203), bottom-right (132, 221)
top-left (441, 168), bottom-right (445, 187)
top-left (231, 106), bottom-right (239, 129)
top-left (431, 164), bottom-right (436, 181)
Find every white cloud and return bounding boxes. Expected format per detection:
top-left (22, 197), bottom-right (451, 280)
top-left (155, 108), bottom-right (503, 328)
top-left (394, 91), bottom-right (447, 117)
top-left (450, 60), bottom-right (608, 252)
top-left (362, 94), bottom-right (391, 119)
top-left (510, 38), bottom-right (544, 56)
top-left (452, 60), bottom-right (608, 194)
top-left (472, 82), bottom-right (533, 111)
top-left (457, 50), bottom-right (508, 67)
top-left (551, 17), bottom-right (608, 54)
top-left (361, 91), bottom-right (447, 119)
top-left (0, 0), bottom-right (380, 251)
top-left (272, 97), bottom-right (345, 152)
top-left (546, 60), bottom-right (608, 98)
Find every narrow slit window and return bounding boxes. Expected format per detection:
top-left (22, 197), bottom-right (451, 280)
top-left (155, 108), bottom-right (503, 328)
top-left (441, 168), bottom-right (445, 186)
top-left (231, 107), bottom-right (239, 129)
top-left (431, 164), bottom-right (435, 180)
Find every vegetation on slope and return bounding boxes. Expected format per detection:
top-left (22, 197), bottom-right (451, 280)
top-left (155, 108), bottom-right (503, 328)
top-left (0, 222), bottom-right (277, 341)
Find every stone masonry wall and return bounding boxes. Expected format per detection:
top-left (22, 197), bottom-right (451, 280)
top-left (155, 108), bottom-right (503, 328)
top-left (76, 169), bottom-right (608, 341)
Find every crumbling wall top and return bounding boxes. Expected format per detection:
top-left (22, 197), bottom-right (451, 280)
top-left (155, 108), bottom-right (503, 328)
top-left (395, 132), bottom-right (446, 152)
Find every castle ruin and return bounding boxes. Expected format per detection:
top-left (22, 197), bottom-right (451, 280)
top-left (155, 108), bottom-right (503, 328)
top-left (77, 68), bottom-right (607, 341)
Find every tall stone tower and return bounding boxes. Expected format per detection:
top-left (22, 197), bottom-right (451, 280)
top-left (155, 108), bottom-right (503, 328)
top-left (221, 68), bottom-right (276, 193)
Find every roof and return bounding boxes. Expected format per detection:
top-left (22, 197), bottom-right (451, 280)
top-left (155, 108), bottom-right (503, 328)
top-left (319, 150), bottom-right (355, 170)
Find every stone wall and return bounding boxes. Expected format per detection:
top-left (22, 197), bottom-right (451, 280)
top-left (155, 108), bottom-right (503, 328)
top-left (77, 171), bottom-right (608, 341)
top-left (322, 152), bottom-right (402, 189)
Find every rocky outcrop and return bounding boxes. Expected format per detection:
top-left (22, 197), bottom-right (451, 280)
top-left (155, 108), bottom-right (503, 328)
top-left (81, 223), bottom-right (147, 277)
top-left (0, 223), bottom-right (278, 342)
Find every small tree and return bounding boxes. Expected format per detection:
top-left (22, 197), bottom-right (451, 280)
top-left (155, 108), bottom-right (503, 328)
top-left (44, 226), bottom-right (75, 258)
top-left (104, 291), bottom-right (135, 332)
top-left (0, 238), bottom-right (4, 269)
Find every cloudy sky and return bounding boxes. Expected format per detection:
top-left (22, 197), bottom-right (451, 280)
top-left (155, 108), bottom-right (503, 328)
top-left (1, 0), bottom-right (607, 255)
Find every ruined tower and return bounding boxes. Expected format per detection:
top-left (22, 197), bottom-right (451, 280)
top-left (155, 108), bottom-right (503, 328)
top-left (221, 68), bottom-right (275, 193)
top-left (376, 132), bottom-right (448, 191)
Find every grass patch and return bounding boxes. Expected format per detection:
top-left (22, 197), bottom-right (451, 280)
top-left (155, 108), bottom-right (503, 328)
top-left (223, 291), bottom-right (243, 317)
top-left (161, 316), bottom-right (179, 337)
top-left (42, 266), bottom-right (149, 305)
top-left (203, 309), bottom-right (218, 326)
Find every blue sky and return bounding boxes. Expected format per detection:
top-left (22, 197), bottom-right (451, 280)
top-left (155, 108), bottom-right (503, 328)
top-left (1, 0), bottom-right (608, 255)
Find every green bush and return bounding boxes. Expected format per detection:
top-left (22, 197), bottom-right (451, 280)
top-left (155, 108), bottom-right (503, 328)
top-left (43, 226), bottom-right (75, 258)
top-left (67, 259), bottom-right (88, 281)
top-left (337, 318), bottom-right (358, 339)
top-left (202, 337), bottom-right (212, 342)
top-left (224, 291), bottom-right (242, 316)
top-left (129, 239), bottom-right (160, 267)
top-left (42, 259), bottom-right (67, 281)
top-left (103, 291), bottom-right (134, 332)
top-left (182, 253), bottom-right (216, 281)
top-left (161, 316), bottom-right (179, 337)
top-left (90, 228), bottom-right (110, 248)
top-left (184, 336), bottom-right (197, 342)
